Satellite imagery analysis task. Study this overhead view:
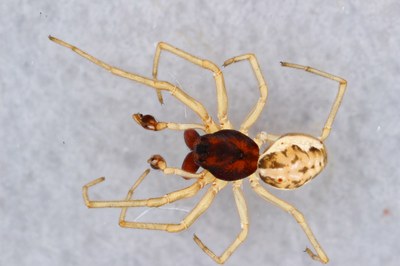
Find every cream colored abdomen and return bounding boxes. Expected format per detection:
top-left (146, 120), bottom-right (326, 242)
top-left (257, 134), bottom-right (327, 190)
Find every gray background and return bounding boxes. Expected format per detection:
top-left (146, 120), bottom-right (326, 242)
top-left (1, 1), bottom-right (399, 266)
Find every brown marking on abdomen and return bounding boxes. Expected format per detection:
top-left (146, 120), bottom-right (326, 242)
top-left (257, 134), bottom-right (327, 190)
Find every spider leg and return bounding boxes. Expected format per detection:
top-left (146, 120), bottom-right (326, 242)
top-left (193, 180), bottom-right (249, 264)
top-left (253, 131), bottom-right (281, 147)
top-left (223, 54), bottom-right (268, 134)
top-left (119, 178), bottom-right (227, 232)
top-left (152, 42), bottom-right (232, 129)
top-left (249, 175), bottom-right (329, 263)
top-left (48, 36), bottom-right (218, 132)
top-left (83, 162), bottom-right (214, 208)
top-left (280, 62), bottom-right (347, 141)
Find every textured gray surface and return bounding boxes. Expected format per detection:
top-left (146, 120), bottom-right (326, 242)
top-left (1, 1), bottom-right (400, 266)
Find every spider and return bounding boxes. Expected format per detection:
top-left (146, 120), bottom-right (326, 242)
top-left (49, 36), bottom-right (346, 264)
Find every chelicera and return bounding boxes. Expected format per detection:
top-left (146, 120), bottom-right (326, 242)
top-left (49, 35), bottom-right (346, 264)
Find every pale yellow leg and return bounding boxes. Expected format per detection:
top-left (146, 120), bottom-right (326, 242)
top-left (280, 62), bottom-right (347, 141)
top-left (152, 42), bottom-right (232, 129)
top-left (193, 180), bottom-right (249, 264)
top-left (253, 131), bottom-right (281, 147)
top-left (223, 54), bottom-right (268, 134)
top-left (48, 36), bottom-right (218, 132)
top-left (83, 170), bottom-right (215, 208)
top-left (119, 179), bottom-right (228, 232)
top-left (249, 175), bottom-right (329, 264)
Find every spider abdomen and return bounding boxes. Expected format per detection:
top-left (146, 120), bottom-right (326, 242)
top-left (257, 134), bottom-right (327, 189)
top-left (183, 129), bottom-right (259, 181)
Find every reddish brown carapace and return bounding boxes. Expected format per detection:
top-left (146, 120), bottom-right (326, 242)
top-left (182, 129), bottom-right (259, 181)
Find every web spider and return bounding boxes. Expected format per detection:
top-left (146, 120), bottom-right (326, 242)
top-left (49, 36), bottom-right (346, 264)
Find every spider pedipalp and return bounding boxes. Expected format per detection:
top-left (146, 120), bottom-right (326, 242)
top-left (147, 154), bottom-right (167, 170)
top-left (133, 113), bottom-right (163, 131)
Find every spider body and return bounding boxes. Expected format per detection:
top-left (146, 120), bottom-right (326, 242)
top-left (49, 36), bottom-right (346, 264)
top-left (182, 129), bottom-right (259, 181)
top-left (258, 134), bottom-right (327, 189)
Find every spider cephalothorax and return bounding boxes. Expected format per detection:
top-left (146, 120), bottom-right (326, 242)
top-left (49, 36), bottom-right (346, 264)
top-left (182, 129), bottom-right (259, 181)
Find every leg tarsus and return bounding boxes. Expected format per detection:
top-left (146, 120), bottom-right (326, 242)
top-left (82, 169), bottom-right (151, 208)
top-left (249, 175), bottom-right (329, 264)
top-left (280, 61), bottom-right (347, 141)
top-left (193, 224), bottom-right (248, 264)
top-left (305, 247), bottom-right (329, 264)
top-left (193, 181), bottom-right (249, 264)
top-left (82, 177), bottom-right (106, 207)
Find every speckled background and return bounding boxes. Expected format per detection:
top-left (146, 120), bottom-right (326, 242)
top-left (1, 1), bottom-right (399, 266)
